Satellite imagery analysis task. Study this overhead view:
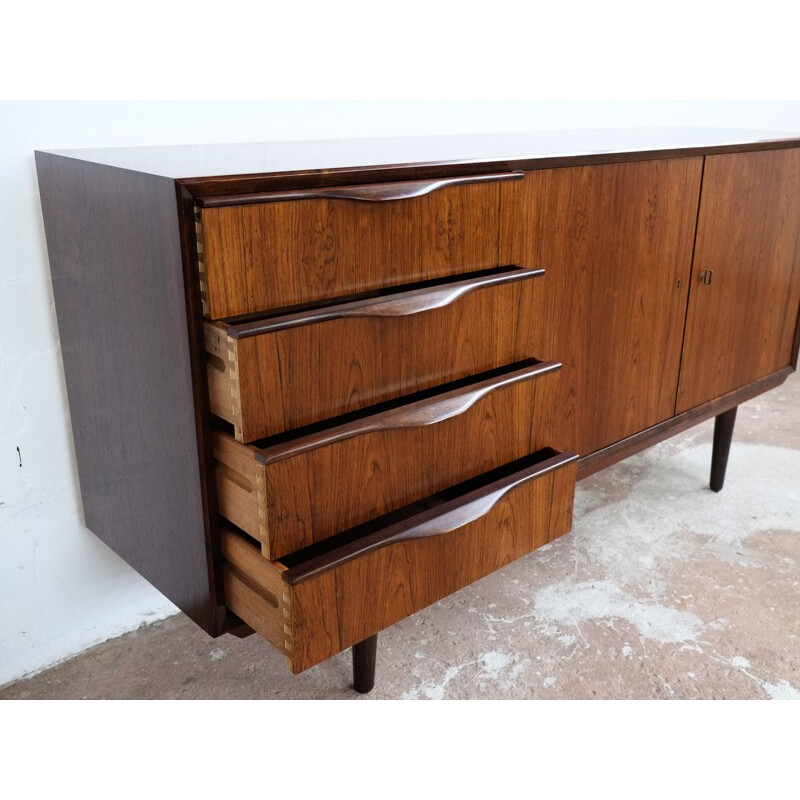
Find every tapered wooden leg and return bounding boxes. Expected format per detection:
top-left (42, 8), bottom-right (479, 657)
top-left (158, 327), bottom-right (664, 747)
top-left (710, 406), bottom-right (738, 492)
top-left (352, 634), bottom-right (378, 694)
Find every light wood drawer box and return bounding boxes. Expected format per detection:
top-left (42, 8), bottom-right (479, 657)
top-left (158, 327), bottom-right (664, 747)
top-left (205, 265), bottom-right (544, 442)
top-left (196, 172), bottom-right (523, 319)
top-left (221, 447), bottom-right (578, 673)
top-left (214, 358), bottom-right (562, 559)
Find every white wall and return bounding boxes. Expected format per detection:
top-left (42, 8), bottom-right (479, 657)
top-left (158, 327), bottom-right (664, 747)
top-left (2, 100), bottom-right (800, 687)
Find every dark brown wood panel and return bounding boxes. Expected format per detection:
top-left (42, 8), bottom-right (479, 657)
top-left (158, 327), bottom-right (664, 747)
top-left (676, 148), bottom-right (800, 413)
top-left (41, 128), bottom-right (799, 190)
top-left (35, 153), bottom-right (222, 634)
top-left (208, 272), bottom-right (545, 441)
top-left (502, 157), bottom-right (704, 456)
top-left (215, 361), bottom-right (562, 558)
top-left (200, 179), bottom-right (505, 318)
top-left (199, 172), bottom-right (521, 208)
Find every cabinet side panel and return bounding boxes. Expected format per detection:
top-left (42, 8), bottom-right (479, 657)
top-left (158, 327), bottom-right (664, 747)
top-left (35, 153), bottom-right (217, 633)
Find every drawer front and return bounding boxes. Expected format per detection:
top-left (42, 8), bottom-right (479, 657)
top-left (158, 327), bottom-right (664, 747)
top-left (214, 360), bottom-right (562, 559)
top-left (221, 449), bottom-right (578, 673)
top-left (197, 173), bottom-right (522, 318)
top-left (206, 266), bottom-right (543, 442)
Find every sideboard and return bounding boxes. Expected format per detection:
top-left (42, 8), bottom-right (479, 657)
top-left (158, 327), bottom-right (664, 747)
top-left (35, 128), bottom-right (800, 693)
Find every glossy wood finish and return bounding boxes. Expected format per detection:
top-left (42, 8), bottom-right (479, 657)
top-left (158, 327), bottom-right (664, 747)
top-left (34, 153), bottom-right (222, 634)
top-left (199, 172), bottom-right (522, 208)
top-left (221, 449), bottom-right (578, 673)
top-left (578, 367), bottom-right (791, 480)
top-left (199, 179), bottom-right (506, 318)
top-left (291, 449), bottom-right (577, 671)
top-left (255, 359), bottom-right (559, 459)
top-left (502, 157), bottom-right (704, 456)
top-left (676, 149), bottom-right (800, 413)
top-left (178, 131), bottom-right (798, 199)
top-left (42, 128), bottom-right (799, 188)
top-left (206, 267), bottom-right (544, 442)
top-left (710, 407), bottom-right (738, 492)
top-left (225, 266), bottom-right (543, 335)
top-left (352, 635), bottom-right (378, 694)
top-left (214, 360), bottom-right (562, 558)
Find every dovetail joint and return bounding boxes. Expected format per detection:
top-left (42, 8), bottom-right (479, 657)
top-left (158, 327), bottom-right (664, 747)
top-left (282, 591), bottom-right (293, 654)
top-left (226, 341), bottom-right (241, 421)
top-left (194, 208), bottom-right (210, 317)
top-left (256, 470), bottom-right (269, 546)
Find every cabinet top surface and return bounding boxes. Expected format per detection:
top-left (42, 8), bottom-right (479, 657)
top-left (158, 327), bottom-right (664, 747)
top-left (38, 126), bottom-right (800, 183)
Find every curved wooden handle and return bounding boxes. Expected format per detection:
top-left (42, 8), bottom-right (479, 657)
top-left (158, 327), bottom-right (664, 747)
top-left (341, 281), bottom-right (498, 318)
top-left (392, 452), bottom-right (575, 543)
top-left (257, 360), bottom-right (561, 464)
top-left (199, 172), bottom-right (524, 208)
top-left (283, 450), bottom-right (579, 585)
top-left (228, 266), bottom-right (544, 337)
top-left (373, 363), bottom-right (558, 428)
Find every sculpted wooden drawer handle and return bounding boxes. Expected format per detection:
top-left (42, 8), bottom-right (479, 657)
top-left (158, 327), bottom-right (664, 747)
top-left (199, 171), bottom-right (524, 207)
top-left (329, 271), bottom-right (536, 319)
top-left (255, 359), bottom-right (562, 465)
top-left (283, 449), bottom-right (579, 585)
top-left (226, 266), bottom-right (544, 336)
top-left (397, 458), bottom-right (569, 541)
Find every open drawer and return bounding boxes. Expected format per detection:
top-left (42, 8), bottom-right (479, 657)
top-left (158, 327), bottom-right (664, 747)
top-left (221, 448), bottom-right (578, 673)
top-left (214, 359), bottom-right (562, 559)
top-left (205, 265), bottom-right (544, 442)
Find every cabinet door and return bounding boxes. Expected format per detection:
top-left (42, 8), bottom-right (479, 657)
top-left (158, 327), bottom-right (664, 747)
top-left (676, 148), bottom-right (800, 413)
top-left (502, 158), bottom-right (703, 457)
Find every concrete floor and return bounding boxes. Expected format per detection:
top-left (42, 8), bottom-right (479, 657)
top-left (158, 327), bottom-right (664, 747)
top-left (3, 374), bottom-right (798, 700)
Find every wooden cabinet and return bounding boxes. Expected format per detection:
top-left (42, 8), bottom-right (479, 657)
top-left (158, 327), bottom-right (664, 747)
top-left (35, 128), bottom-right (800, 692)
top-left (677, 148), bottom-right (800, 413)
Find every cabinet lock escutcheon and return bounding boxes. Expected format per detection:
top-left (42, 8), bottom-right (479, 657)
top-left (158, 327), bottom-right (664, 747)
top-left (699, 269), bottom-right (714, 285)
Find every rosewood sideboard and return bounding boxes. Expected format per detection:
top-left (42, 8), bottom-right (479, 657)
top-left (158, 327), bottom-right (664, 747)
top-left (35, 128), bottom-right (800, 693)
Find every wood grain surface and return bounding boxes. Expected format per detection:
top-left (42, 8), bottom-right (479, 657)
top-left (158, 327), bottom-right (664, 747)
top-left (35, 153), bottom-right (222, 633)
top-left (578, 367), bottom-right (791, 479)
top-left (220, 449), bottom-right (577, 673)
top-left (676, 148), bottom-right (800, 412)
top-left (214, 360), bottom-right (562, 558)
top-left (502, 157), bottom-right (704, 456)
top-left (289, 450), bottom-right (578, 672)
top-left (199, 171), bottom-right (522, 207)
top-left (220, 530), bottom-right (291, 658)
top-left (225, 266), bottom-right (543, 335)
top-left (207, 269), bottom-right (545, 441)
top-left (200, 179), bottom-right (505, 318)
